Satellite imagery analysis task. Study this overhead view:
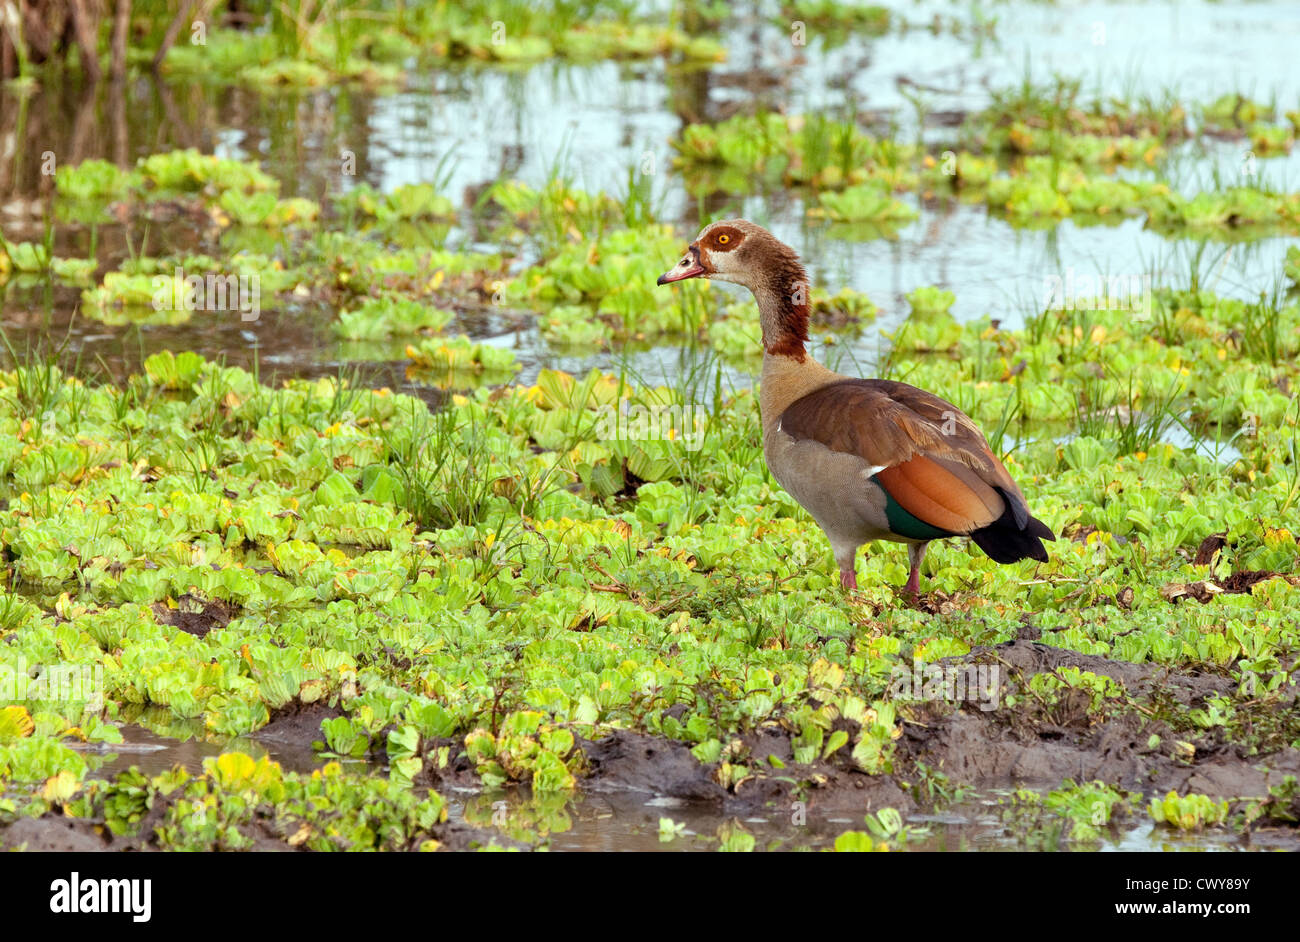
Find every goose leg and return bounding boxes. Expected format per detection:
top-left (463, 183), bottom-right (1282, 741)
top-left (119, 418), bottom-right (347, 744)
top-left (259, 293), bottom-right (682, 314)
top-left (834, 541), bottom-right (859, 591)
top-left (905, 542), bottom-right (929, 597)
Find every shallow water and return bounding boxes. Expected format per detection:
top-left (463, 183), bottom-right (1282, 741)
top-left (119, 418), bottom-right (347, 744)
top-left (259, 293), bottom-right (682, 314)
top-left (75, 725), bottom-right (1293, 851)
top-left (3, 0), bottom-right (1298, 389)
top-left (75, 722), bottom-right (336, 778)
top-left (451, 790), bottom-right (1295, 852)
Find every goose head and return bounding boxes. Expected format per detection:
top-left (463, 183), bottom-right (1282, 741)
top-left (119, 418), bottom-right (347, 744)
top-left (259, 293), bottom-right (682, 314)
top-left (655, 219), bottom-right (801, 291)
top-left (657, 219), bottom-right (811, 357)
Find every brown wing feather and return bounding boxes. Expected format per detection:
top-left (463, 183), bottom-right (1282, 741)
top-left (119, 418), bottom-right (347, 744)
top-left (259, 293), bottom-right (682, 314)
top-left (779, 379), bottom-right (1023, 533)
top-left (875, 456), bottom-right (1002, 533)
top-left (929, 456), bottom-right (1005, 519)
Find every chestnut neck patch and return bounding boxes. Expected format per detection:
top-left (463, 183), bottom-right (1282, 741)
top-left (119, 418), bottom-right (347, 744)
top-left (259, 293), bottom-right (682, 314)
top-left (762, 257), bottom-right (811, 361)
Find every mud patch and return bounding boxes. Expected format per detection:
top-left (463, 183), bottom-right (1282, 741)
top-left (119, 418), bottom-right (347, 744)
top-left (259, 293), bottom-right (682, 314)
top-left (251, 700), bottom-right (343, 748)
top-left (151, 593), bottom-right (240, 637)
top-left (0, 815), bottom-right (110, 852)
top-left (964, 638), bottom-right (1232, 700)
top-left (413, 736), bottom-right (484, 791)
top-left (581, 727), bottom-right (914, 818)
top-left (898, 639), bottom-right (1300, 801)
top-left (1219, 570), bottom-right (1282, 593)
top-left (582, 730), bottom-right (726, 804)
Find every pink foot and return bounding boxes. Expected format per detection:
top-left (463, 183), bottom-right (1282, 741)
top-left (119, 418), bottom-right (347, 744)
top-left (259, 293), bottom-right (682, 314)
top-left (840, 568), bottom-right (858, 591)
top-left (903, 568), bottom-right (921, 598)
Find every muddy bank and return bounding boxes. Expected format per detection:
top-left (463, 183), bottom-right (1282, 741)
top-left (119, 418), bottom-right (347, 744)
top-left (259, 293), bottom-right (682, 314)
top-left (581, 727), bottom-right (914, 819)
top-left (569, 638), bottom-right (1300, 846)
top-left (6, 639), bottom-right (1297, 851)
top-left (0, 787), bottom-right (510, 853)
top-left (901, 640), bottom-right (1300, 800)
top-left (1, 815), bottom-right (113, 852)
top-left (251, 701), bottom-right (346, 749)
top-left (576, 640), bottom-right (1298, 812)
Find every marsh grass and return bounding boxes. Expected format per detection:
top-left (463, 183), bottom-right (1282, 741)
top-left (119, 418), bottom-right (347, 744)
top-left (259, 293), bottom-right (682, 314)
top-left (983, 69), bottom-right (1081, 134)
top-left (383, 387), bottom-right (587, 533)
top-left (617, 164), bottom-right (661, 230)
top-left (1166, 405), bottom-right (1255, 467)
top-left (974, 68), bottom-right (1184, 144)
top-left (383, 397), bottom-right (498, 531)
top-left (269, 0), bottom-right (369, 62)
top-left (175, 431), bottom-right (226, 492)
top-left (1274, 395), bottom-right (1300, 519)
top-left (324, 361), bottom-right (373, 425)
top-left (454, 0), bottom-right (632, 36)
top-left (524, 145), bottom-right (623, 256)
top-left (609, 347), bottom-right (761, 509)
top-left (1238, 283), bottom-right (1291, 366)
top-left (984, 388), bottom-right (1024, 462)
top-left (0, 590), bottom-right (33, 632)
top-left (0, 322), bottom-right (90, 420)
top-left (798, 110), bottom-right (867, 184)
top-left (1024, 301), bottom-right (1117, 366)
top-left (1075, 366), bottom-right (1185, 457)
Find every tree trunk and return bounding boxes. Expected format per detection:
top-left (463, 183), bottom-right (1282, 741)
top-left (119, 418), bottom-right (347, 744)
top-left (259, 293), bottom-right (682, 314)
top-left (67, 0), bottom-right (101, 81)
top-left (152, 0), bottom-right (195, 70)
top-left (109, 0), bottom-right (128, 81)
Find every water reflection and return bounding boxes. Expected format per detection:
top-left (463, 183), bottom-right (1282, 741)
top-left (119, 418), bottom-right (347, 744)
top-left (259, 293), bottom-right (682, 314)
top-left (77, 729), bottom-right (1292, 851)
top-left (4, 2), bottom-right (1298, 390)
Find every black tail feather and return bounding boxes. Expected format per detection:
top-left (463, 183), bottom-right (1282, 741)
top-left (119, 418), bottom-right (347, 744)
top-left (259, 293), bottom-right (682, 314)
top-left (969, 500), bottom-right (1055, 565)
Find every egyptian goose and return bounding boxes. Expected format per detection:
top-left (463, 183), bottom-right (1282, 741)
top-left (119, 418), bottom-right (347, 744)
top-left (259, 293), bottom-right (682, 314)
top-left (657, 219), bottom-right (1054, 595)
